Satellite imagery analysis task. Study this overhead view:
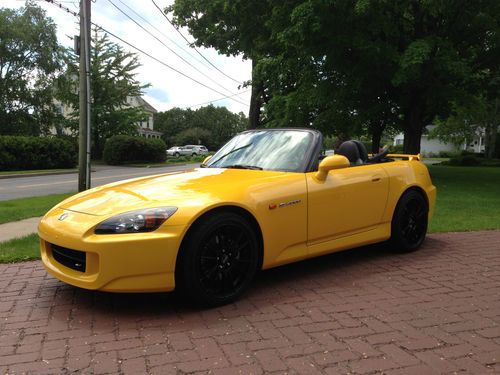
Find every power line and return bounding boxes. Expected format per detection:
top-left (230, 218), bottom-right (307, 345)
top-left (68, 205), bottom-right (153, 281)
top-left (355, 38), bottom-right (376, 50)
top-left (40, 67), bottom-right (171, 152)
top-left (150, 0), bottom-right (243, 85)
top-left (116, 0), bottom-right (208, 69)
top-left (44, 0), bottom-right (249, 107)
top-left (107, 0), bottom-right (246, 104)
top-left (93, 24), bottom-right (249, 106)
top-left (188, 89), bottom-right (251, 109)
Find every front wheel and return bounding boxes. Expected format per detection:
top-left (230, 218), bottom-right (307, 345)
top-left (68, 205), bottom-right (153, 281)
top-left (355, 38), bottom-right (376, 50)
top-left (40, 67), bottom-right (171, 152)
top-left (389, 190), bottom-right (428, 252)
top-left (176, 212), bottom-right (260, 306)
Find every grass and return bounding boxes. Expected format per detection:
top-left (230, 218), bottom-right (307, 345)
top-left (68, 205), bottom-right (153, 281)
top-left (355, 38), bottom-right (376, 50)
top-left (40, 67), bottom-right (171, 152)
top-left (0, 193), bottom-right (74, 224)
top-left (126, 155), bottom-right (209, 168)
top-left (428, 165), bottom-right (500, 233)
top-left (0, 168), bottom-right (77, 176)
top-left (0, 234), bottom-right (40, 263)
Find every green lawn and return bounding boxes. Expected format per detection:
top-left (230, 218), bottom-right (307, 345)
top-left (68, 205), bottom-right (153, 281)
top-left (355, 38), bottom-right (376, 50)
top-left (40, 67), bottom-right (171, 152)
top-left (0, 193), bottom-right (73, 224)
top-left (0, 234), bottom-right (39, 263)
top-left (428, 165), bottom-right (500, 232)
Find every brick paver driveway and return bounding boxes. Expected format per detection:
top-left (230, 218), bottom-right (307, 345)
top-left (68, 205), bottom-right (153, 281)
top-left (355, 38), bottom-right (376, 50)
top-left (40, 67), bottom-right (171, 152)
top-left (1, 231), bottom-right (500, 374)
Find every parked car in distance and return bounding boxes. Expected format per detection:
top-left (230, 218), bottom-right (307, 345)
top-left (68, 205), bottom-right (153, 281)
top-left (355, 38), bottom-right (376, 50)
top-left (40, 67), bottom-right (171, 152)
top-left (183, 145), bottom-right (208, 156)
top-left (166, 146), bottom-right (183, 157)
top-left (167, 145), bottom-right (208, 157)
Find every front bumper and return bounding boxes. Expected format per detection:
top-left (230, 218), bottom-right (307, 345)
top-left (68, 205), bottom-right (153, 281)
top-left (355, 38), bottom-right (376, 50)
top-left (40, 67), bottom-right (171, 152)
top-left (38, 208), bottom-right (186, 292)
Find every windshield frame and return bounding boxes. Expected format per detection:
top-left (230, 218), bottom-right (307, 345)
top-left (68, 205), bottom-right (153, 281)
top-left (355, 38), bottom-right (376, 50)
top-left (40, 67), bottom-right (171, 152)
top-left (206, 128), bottom-right (322, 173)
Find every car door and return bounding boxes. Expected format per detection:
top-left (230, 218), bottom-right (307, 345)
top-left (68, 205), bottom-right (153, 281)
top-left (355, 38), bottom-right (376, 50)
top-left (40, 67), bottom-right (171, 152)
top-left (306, 163), bottom-right (389, 248)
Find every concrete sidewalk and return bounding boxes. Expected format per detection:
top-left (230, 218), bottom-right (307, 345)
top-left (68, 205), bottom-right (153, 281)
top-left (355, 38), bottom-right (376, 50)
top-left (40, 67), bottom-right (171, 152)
top-left (0, 217), bottom-right (41, 242)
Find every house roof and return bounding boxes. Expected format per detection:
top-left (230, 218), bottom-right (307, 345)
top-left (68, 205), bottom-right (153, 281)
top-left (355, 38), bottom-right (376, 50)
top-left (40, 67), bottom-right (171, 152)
top-left (135, 97), bottom-right (157, 113)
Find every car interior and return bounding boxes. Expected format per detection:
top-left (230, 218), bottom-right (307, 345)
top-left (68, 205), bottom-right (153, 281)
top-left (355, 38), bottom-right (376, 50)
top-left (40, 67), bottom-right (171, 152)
top-left (319, 140), bottom-right (390, 167)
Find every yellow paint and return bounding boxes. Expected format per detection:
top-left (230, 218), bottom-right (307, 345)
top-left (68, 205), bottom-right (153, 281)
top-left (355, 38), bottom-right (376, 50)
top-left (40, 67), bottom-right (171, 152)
top-left (39, 158), bottom-right (436, 293)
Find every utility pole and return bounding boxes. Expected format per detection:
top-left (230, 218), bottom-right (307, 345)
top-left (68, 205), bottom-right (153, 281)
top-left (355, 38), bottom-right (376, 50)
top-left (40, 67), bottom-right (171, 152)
top-left (78, 0), bottom-right (91, 191)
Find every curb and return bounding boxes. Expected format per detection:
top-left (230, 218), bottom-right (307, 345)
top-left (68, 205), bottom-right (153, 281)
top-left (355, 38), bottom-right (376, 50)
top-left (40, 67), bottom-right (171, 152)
top-left (0, 170), bottom-right (78, 180)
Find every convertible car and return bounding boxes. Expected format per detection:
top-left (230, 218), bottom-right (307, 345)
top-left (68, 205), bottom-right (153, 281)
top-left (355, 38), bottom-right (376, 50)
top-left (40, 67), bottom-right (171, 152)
top-left (38, 129), bottom-right (436, 305)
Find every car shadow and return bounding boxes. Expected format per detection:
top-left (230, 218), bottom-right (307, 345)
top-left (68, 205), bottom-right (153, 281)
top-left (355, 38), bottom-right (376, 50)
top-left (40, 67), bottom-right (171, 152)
top-left (51, 235), bottom-right (444, 322)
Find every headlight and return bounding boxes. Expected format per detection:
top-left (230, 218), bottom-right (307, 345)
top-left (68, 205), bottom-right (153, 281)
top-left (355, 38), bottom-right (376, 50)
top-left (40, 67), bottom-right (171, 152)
top-left (95, 207), bottom-right (177, 234)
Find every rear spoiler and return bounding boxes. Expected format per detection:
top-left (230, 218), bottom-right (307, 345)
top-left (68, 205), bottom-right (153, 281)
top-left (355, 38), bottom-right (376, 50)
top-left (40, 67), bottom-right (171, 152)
top-left (386, 153), bottom-right (421, 161)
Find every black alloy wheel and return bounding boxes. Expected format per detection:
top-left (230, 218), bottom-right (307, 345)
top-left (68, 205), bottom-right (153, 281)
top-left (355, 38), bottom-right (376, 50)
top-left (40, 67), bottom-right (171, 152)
top-left (176, 212), bottom-right (260, 306)
top-left (389, 190), bottom-right (428, 252)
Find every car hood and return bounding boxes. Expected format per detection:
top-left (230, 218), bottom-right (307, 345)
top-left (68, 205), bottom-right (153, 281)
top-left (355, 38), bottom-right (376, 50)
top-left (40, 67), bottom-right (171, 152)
top-left (58, 167), bottom-right (287, 217)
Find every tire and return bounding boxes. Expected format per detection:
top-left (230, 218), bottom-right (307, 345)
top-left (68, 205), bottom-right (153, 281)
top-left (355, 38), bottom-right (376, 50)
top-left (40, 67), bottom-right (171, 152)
top-left (192, 152), bottom-right (197, 156)
top-left (176, 212), bottom-right (260, 306)
top-left (174, 152), bottom-right (180, 157)
top-left (389, 190), bottom-right (428, 253)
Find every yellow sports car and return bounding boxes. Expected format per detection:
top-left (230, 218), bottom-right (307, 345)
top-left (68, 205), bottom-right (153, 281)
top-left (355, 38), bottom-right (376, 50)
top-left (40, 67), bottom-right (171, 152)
top-left (39, 129), bottom-right (436, 305)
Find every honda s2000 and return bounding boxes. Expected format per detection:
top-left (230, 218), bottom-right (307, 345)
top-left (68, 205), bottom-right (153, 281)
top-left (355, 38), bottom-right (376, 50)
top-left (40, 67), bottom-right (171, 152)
top-left (39, 129), bottom-right (436, 305)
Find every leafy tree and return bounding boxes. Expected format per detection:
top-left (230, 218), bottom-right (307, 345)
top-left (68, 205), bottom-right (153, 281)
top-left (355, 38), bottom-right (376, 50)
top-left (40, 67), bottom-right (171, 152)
top-left (154, 107), bottom-right (194, 146)
top-left (191, 105), bottom-right (247, 149)
top-left (171, 0), bottom-right (500, 154)
top-left (174, 127), bottom-right (211, 146)
top-left (155, 105), bottom-right (247, 149)
top-left (0, 2), bottom-right (64, 136)
top-left (262, 0), bottom-right (500, 153)
top-left (57, 28), bottom-right (149, 157)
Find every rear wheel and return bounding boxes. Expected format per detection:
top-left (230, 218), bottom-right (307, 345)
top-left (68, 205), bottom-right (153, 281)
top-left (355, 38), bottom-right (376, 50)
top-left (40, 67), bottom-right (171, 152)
top-left (176, 212), bottom-right (260, 306)
top-left (174, 152), bottom-right (180, 157)
top-left (389, 190), bottom-right (428, 252)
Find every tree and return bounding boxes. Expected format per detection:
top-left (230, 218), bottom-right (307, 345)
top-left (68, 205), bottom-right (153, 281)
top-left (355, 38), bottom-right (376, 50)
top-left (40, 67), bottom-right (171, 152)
top-left (155, 105), bottom-right (247, 149)
top-left (0, 2), bottom-right (64, 136)
top-left (57, 28), bottom-right (149, 157)
top-left (154, 107), bottom-right (194, 146)
top-left (174, 127), bottom-right (211, 146)
top-left (263, 0), bottom-right (500, 153)
top-left (171, 1), bottom-right (500, 154)
top-left (191, 105), bottom-right (247, 149)
top-left (168, 0), bottom-right (274, 129)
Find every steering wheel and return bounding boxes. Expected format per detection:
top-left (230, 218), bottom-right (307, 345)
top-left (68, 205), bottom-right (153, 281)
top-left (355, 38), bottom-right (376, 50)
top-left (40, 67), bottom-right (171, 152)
top-left (369, 146), bottom-right (389, 163)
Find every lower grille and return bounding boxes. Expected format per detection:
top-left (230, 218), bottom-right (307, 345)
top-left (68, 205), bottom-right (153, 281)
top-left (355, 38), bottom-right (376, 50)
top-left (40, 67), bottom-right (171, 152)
top-left (51, 244), bottom-right (86, 272)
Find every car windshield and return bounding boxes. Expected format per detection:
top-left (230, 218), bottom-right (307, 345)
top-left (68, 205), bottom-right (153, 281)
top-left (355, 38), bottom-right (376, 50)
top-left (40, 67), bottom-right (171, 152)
top-left (206, 130), bottom-right (314, 172)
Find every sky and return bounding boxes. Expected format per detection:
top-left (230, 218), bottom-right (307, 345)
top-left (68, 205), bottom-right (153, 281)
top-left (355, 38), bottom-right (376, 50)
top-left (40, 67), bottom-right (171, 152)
top-left (4, 0), bottom-right (252, 115)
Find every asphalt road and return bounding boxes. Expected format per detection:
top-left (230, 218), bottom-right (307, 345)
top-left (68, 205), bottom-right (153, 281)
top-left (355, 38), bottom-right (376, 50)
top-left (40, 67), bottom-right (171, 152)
top-left (0, 163), bottom-right (200, 201)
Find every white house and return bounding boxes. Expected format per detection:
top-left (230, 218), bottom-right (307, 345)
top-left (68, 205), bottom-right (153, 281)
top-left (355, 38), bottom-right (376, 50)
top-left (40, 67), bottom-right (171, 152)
top-left (52, 96), bottom-right (162, 139)
top-left (126, 96), bottom-right (162, 139)
top-left (393, 125), bottom-right (485, 156)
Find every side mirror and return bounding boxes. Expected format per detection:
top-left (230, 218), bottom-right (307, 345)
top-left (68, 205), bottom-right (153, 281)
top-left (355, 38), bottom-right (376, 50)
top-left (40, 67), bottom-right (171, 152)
top-left (201, 155), bottom-right (212, 166)
top-left (315, 155), bottom-right (350, 181)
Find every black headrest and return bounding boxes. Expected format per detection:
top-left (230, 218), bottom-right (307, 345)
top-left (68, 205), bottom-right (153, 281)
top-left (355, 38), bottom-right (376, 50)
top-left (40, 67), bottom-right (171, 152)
top-left (351, 140), bottom-right (368, 163)
top-left (337, 141), bottom-right (361, 164)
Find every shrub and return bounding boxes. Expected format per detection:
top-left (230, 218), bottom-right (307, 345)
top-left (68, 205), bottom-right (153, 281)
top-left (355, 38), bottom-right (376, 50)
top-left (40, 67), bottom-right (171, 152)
top-left (103, 135), bottom-right (166, 165)
top-left (0, 136), bottom-right (77, 171)
top-left (438, 151), bottom-right (460, 158)
top-left (448, 155), bottom-right (481, 166)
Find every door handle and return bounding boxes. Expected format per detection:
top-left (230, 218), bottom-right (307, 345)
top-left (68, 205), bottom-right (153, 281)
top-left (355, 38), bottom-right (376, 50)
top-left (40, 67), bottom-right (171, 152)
top-left (371, 176), bottom-right (381, 182)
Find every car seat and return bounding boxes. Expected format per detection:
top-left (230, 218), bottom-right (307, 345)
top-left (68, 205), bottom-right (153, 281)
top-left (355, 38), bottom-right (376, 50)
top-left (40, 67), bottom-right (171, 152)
top-left (337, 141), bottom-right (365, 165)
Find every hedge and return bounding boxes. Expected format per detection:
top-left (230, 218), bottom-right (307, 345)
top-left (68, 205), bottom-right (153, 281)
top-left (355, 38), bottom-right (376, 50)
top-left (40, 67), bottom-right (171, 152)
top-left (103, 135), bottom-right (166, 165)
top-left (0, 136), bottom-right (77, 171)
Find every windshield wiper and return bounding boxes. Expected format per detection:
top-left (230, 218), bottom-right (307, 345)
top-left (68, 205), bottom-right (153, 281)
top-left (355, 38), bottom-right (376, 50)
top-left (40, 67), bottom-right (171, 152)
top-left (225, 164), bottom-right (263, 170)
top-left (208, 143), bottom-right (253, 166)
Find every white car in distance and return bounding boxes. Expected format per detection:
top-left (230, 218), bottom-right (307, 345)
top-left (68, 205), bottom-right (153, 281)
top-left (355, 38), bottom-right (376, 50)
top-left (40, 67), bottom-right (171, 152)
top-left (167, 145), bottom-right (208, 157)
